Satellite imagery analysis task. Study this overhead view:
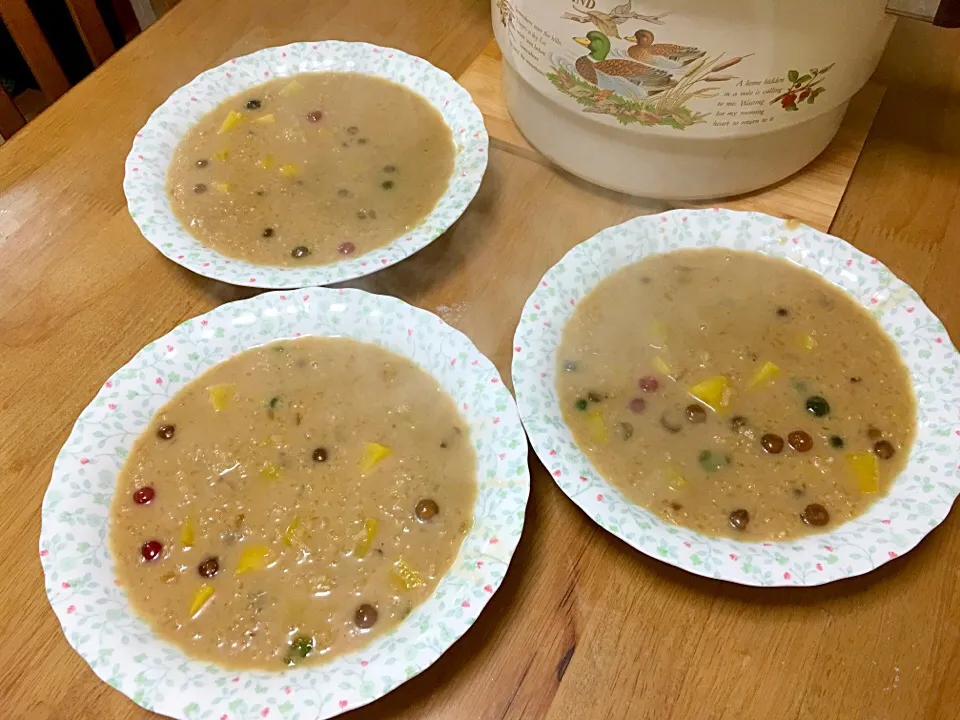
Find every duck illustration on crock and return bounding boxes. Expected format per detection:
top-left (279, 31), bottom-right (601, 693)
top-left (561, 0), bottom-right (667, 39)
top-left (573, 31), bottom-right (676, 98)
top-left (622, 28), bottom-right (706, 70)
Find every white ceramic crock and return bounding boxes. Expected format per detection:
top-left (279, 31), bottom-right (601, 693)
top-left (493, 0), bottom-right (896, 199)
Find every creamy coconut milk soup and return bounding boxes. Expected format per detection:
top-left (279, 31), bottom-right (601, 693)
top-left (557, 249), bottom-right (916, 540)
top-left (166, 72), bottom-right (456, 266)
top-left (110, 338), bottom-right (476, 670)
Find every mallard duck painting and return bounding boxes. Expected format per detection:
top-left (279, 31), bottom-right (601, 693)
top-left (562, 1), bottom-right (666, 39)
top-left (623, 29), bottom-right (706, 70)
top-left (574, 31), bottom-right (676, 98)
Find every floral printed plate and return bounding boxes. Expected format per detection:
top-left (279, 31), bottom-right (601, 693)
top-left (40, 288), bottom-right (529, 719)
top-left (123, 42), bottom-right (488, 289)
top-left (512, 208), bottom-right (960, 587)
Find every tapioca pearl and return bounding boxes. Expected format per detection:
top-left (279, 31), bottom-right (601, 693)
top-left (638, 376), bottom-right (659, 392)
top-left (354, 603), bottom-right (378, 629)
top-left (141, 540), bottom-right (163, 561)
top-left (133, 486), bottom-right (155, 505)
top-left (801, 503), bottom-right (830, 526)
top-left (415, 499), bottom-right (439, 522)
top-left (787, 430), bottom-right (813, 452)
top-left (728, 509), bottom-right (749, 531)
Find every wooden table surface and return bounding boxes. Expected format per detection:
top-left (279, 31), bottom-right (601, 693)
top-left (2, 2), bottom-right (960, 719)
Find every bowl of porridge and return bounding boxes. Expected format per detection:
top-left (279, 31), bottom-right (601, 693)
top-left (512, 209), bottom-right (960, 586)
top-left (124, 42), bottom-right (487, 288)
top-left (41, 288), bottom-right (528, 718)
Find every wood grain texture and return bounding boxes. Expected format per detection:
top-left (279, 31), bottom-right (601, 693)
top-left (458, 40), bottom-right (885, 232)
top-left (1, 4), bottom-right (959, 720)
top-left (0, 0), bottom-right (71, 100)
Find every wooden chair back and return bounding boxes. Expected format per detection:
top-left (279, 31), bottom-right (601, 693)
top-left (0, 0), bottom-right (139, 138)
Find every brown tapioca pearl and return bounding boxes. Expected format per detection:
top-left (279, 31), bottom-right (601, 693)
top-left (728, 509), bottom-right (749, 531)
top-left (198, 557), bottom-right (219, 578)
top-left (157, 424), bottom-right (176, 440)
top-left (415, 499), bottom-right (439, 522)
top-left (381, 180), bottom-right (394, 190)
top-left (760, 433), bottom-right (784, 454)
top-left (730, 416), bottom-right (748, 432)
top-left (245, 98), bottom-right (262, 110)
top-left (867, 426), bottom-right (883, 440)
top-left (685, 404), bottom-right (706, 423)
top-left (193, 183), bottom-right (207, 194)
top-left (338, 242), bottom-right (356, 255)
top-left (616, 422), bottom-right (634, 440)
top-left (291, 246), bottom-right (310, 259)
top-left (354, 603), bottom-right (378, 629)
top-left (305, 110), bottom-right (324, 122)
top-left (801, 503), bottom-right (830, 526)
top-left (873, 440), bottom-right (896, 459)
top-left (357, 138), bottom-right (368, 145)
top-left (776, 307), bottom-right (789, 318)
top-left (787, 430), bottom-right (813, 452)
top-left (337, 188), bottom-right (352, 198)
top-left (133, 486), bottom-right (155, 505)
top-left (195, 158), bottom-right (209, 168)
top-left (262, 227), bottom-right (274, 238)
top-left (312, 447), bottom-right (328, 462)
top-left (346, 125), bottom-right (359, 135)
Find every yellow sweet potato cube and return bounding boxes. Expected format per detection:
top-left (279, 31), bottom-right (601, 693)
top-left (217, 109), bottom-right (244, 134)
top-left (689, 375), bottom-right (734, 413)
top-left (847, 451), bottom-right (880, 493)
top-left (747, 361), bottom-right (781, 390)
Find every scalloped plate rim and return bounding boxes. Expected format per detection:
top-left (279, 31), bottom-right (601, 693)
top-left (40, 287), bottom-right (529, 718)
top-left (123, 40), bottom-right (488, 289)
top-left (511, 207), bottom-right (960, 588)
